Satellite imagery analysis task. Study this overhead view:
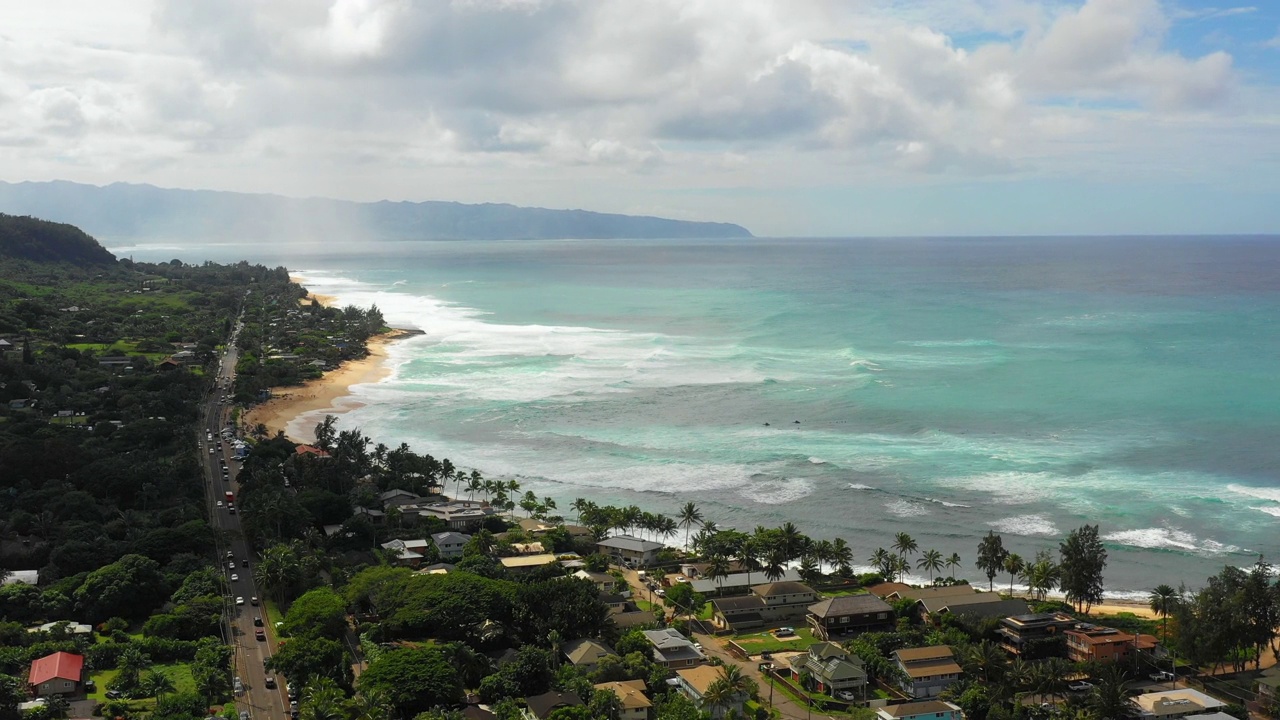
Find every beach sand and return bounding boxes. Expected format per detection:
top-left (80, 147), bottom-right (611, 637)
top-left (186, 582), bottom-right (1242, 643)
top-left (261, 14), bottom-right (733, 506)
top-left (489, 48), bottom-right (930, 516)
top-left (291, 275), bottom-right (337, 307)
top-left (240, 331), bottom-right (411, 444)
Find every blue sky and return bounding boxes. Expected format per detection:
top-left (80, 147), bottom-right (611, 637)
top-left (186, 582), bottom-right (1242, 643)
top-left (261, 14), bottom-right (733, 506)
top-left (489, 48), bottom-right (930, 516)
top-left (0, 0), bottom-right (1278, 236)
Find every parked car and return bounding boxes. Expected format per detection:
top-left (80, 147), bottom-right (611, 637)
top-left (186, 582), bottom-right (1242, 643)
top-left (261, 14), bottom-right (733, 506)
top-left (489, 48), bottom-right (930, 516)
top-left (775, 626), bottom-right (796, 636)
top-left (255, 630), bottom-right (266, 641)
top-left (250, 596), bottom-right (259, 606)
top-left (264, 677), bottom-right (276, 689)
top-left (1068, 681), bottom-right (1094, 692)
top-left (254, 617), bottom-right (263, 627)
top-left (228, 561), bottom-right (235, 570)
top-left (1150, 671), bottom-right (1175, 682)
top-left (836, 691), bottom-right (857, 701)
top-left (105, 690), bottom-right (123, 700)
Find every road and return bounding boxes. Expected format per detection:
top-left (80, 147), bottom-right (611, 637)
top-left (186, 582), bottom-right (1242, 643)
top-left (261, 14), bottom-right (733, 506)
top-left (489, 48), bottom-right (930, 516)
top-left (200, 321), bottom-right (290, 720)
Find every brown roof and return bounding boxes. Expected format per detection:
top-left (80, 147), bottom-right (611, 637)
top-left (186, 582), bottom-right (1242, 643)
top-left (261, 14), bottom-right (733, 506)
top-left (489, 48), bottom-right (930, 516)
top-left (753, 581), bottom-right (815, 598)
top-left (894, 646), bottom-right (955, 662)
top-left (900, 659), bottom-right (963, 679)
top-left (867, 582), bottom-right (912, 598)
top-left (595, 680), bottom-right (652, 710)
top-left (524, 691), bottom-right (583, 719)
top-left (896, 585), bottom-right (978, 601)
top-left (714, 595), bottom-right (766, 613)
top-left (677, 665), bottom-right (724, 695)
top-left (808, 594), bottom-right (892, 618)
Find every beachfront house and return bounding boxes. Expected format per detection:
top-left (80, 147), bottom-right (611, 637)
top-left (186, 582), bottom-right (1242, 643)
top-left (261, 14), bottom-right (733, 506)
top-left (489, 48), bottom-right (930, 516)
top-left (997, 612), bottom-right (1075, 658)
top-left (892, 646), bottom-right (963, 699)
top-left (711, 580), bottom-right (818, 631)
top-left (690, 568), bottom-right (802, 596)
top-left (807, 594), bottom-right (894, 640)
top-left (597, 535), bottom-right (665, 567)
top-left (1065, 624), bottom-right (1159, 664)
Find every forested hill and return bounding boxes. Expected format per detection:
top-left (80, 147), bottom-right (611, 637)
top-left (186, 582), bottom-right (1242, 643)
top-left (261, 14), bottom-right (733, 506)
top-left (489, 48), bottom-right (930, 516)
top-left (0, 213), bottom-right (117, 265)
top-left (0, 180), bottom-right (753, 242)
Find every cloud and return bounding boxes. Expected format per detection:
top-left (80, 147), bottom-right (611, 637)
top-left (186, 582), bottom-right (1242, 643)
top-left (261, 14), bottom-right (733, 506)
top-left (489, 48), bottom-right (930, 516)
top-left (0, 0), bottom-right (1273, 235)
top-left (1173, 5), bottom-right (1257, 21)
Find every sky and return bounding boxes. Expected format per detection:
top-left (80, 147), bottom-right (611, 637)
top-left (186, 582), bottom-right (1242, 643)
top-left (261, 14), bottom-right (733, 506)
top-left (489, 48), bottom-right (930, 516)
top-left (1, 0), bottom-right (1278, 237)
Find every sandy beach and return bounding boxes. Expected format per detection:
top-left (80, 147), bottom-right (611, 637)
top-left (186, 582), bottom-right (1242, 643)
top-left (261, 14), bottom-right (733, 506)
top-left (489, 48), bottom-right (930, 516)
top-left (240, 330), bottom-right (412, 443)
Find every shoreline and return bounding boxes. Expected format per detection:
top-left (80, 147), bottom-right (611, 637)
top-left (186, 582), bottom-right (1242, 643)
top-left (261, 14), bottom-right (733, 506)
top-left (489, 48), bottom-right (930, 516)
top-left (240, 330), bottom-right (414, 444)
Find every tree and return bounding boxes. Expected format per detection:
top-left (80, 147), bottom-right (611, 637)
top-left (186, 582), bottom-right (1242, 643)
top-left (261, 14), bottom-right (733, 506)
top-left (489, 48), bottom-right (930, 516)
top-left (282, 587), bottom-right (348, 641)
top-left (831, 538), bottom-right (855, 576)
top-left (1148, 584), bottom-right (1179, 644)
top-left (1087, 666), bottom-right (1137, 720)
top-left (358, 646), bottom-right (464, 717)
top-left (141, 671), bottom-right (177, 701)
top-left (975, 531), bottom-right (1008, 592)
top-left (664, 583), bottom-right (706, 619)
top-left (945, 552), bottom-right (962, 580)
top-left (268, 635), bottom-right (349, 688)
top-left (892, 532), bottom-right (918, 559)
top-left (917, 549), bottom-right (944, 583)
top-left (678, 502), bottom-right (703, 550)
top-left (1003, 553), bottom-right (1024, 594)
top-left (1059, 525), bottom-right (1107, 613)
top-left (73, 553), bottom-right (167, 622)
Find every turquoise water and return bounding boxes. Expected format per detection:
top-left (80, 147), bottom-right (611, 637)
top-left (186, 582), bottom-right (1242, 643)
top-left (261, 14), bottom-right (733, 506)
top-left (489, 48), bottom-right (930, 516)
top-left (120, 237), bottom-right (1280, 595)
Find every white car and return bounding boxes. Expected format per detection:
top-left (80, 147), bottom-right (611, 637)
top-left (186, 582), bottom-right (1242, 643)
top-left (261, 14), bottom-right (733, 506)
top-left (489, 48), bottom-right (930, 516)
top-left (1068, 681), bottom-right (1094, 692)
top-left (228, 561), bottom-right (235, 570)
top-left (836, 691), bottom-right (857, 701)
top-left (230, 574), bottom-right (239, 581)
top-left (216, 501), bottom-right (223, 507)
top-left (235, 596), bottom-right (245, 606)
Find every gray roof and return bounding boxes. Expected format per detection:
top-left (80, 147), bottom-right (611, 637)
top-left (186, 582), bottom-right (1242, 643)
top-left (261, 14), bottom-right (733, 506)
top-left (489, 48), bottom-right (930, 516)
top-left (713, 595), bottom-right (766, 613)
top-left (808, 594), bottom-right (893, 618)
top-left (643, 628), bottom-right (704, 663)
top-left (691, 568), bottom-right (801, 594)
top-left (431, 531), bottom-right (471, 545)
top-left (598, 535), bottom-right (664, 552)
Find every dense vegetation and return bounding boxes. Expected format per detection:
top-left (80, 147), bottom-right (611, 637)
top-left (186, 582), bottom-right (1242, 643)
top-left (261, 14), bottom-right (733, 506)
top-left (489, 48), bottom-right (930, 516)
top-left (0, 214), bottom-right (116, 266)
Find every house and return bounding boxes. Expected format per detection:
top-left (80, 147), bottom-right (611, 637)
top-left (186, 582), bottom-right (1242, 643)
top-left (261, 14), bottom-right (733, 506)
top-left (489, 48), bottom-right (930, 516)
top-left (881, 585), bottom-right (977, 602)
top-left (875, 700), bottom-right (964, 720)
top-left (522, 690), bottom-right (583, 720)
top-left (711, 595), bottom-right (768, 631)
top-left (997, 612), bottom-right (1075, 658)
top-left (892, 646), bottom-right (963, 699)
top-left (28, 622), bottom-right (93, 636)
top-left (690, 568), bottom-right (802, 595)
top-left (431, 531), bottom-right (471, 559)
top-left (807, 594), bottom-right (894, 640)
top-left (379, 539), bottom-right (425, 566)
top-left (415, 500), bottom-right (498, 531)
top-left (936, 597), bottom-right (1031, 623)
top-left (1256, 667), bottom-right (1280, 706)
top-left (787, 642), bottom-right (868, 697)
top-left (1065, 624), bottom-right (1157, 664)
top-left (562, 638), bottom-right (616, 672)
top-left (916, 591), bottom-right (1018, 620)
top-left (518, 518), bottom-right (556, 534)
top-left (572, 569), bottom-right (618, 593)
top-left (710, 580), bottom-right (819, 630)
top-left (28, 652), bottom-right (84, 697)
top-left (295, 444), bottom-right (331, 458)
top-left (597, 535), bottom-right (665, 567)
top-left (1132, 689), bottom-right (1226, 719)
top-left (866, 582), bottom-right (914, 599)
top-left (610, 604), bottom-right (660, 630)
top-left (379, 489), bottom-right (421, 507)
top-left (643, 628), bottom-right (705, 668)
top-left (499, 554), bottom-right (558, 573)
top-left (676, 665), bottom-right (747, 720)
top-left (594, 680), bottom-right (652, 720)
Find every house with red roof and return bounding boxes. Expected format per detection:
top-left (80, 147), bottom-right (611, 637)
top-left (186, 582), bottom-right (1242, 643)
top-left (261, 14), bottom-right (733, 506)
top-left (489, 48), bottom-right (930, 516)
top-left (28, 651), bottom-right (84, 697)
top-left (295, 444), bottom-right (330, 458)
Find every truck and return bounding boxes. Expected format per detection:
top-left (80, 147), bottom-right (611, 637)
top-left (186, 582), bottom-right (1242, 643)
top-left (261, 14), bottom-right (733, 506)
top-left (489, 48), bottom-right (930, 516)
top-left (225, 491), bottom-right (234, 502)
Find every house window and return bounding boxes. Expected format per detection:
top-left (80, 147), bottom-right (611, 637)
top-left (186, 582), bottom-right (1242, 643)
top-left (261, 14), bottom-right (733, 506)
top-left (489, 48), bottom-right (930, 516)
top-left (877, 612), bottom-right (888, 619)
top-left (839, 616), bottom-right (849, 624)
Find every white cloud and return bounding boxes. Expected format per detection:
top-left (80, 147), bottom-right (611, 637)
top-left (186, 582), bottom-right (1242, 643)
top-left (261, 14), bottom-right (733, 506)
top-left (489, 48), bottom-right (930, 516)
top-left (0, 0), bottom-right (1273, 234)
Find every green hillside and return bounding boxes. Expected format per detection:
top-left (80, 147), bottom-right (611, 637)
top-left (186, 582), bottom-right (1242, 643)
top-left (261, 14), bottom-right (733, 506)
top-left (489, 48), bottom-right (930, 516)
top-left (0, 212), bottom-right (117, 265)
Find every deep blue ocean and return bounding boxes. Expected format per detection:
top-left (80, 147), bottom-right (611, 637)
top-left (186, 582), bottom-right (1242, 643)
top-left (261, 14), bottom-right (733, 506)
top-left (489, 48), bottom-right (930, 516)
top-left (117, 236), bottom-right (1280, 596)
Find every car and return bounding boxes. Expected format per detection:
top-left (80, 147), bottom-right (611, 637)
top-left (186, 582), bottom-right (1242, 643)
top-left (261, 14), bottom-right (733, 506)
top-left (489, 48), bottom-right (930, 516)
top-left (105, 690), bottom-right (123, 700)
top-left (217, 501), bottom-right (224, 507)
top-left (84, 679), bottom-right (97, 692)
top-left (250, 597), bottom-right (259, 605)
top-left (241, 560), bottom-right (248, 567)
top-left (775, 626), bottom-right (795, 636)
top-left (290, 701), bottom-right (299, 712)
top-left (239, 712), bottom-right (249, 720)
top-left (235, 596), bottom-right (245, 606)
top-left (264, 677), bottom-right (276, 689)
top-left (228, 507), bottom-right (236, 514)
top-left (255, 630), bottom-right (266, 641)
top-left (655, 588), bottom-right (665, 597)
top-left (693, 642), bottom-right (703, 652)
top-left (287, 687), bottom-right (299, 701)
top-left (836, 691), bottom-right (857, 701)
top-left (234, 677), bottom-right (243, 693)
top-left (254, 616), bottom-right (264, 627)
top-left (230, 573), bottom-right (239, 581)
top-left (1150, 671), bottom-right (1175, 682)
top-left (1068, 681), bottom-right (1094, 692)
top-left (209, 448), bottom-right (215, 454)
top-left (226, 551), bottom-right (234, 559)
top-left (228, 561), bottom-right (236, 570)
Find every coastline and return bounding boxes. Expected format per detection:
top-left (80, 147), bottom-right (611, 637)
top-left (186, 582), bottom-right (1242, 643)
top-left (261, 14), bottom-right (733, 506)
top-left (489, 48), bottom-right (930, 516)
top-left (240, 276), bottom-right (412, 444)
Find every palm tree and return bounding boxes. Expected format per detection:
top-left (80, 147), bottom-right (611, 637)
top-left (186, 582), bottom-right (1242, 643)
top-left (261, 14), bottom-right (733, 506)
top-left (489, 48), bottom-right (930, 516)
top-left (678, 501), bottom-right (703, 550)
top-left (763, 548), bottom-right (787, 582)
top-left (348, 688), bottom-right (393, 720)
top-left (1004, 553), bottom-right (1024, 594)
top-left (1148, 584), bottom-right (1178, 644)
top-left (831, 538), bottom-right (854, 576)
top-left (945, 552), bottom-right (962, 580)
top-left (547, 629), bottom-right (563, 670)
top-left (917, 549), bottom-right (944, 582)
top-left (1087, 666), bottom-right (1137, 720)
top-left (892, 532), bottom-right (918, 558)
top-left (303, 678), bottom-right (348, 720)
top-left (869, 547), bottom-right (892, 579)
top-left (778, 521), bottom-right (806, 562)
top-left (42, 694), bottom-right (69, 720)
top-left (962, 641), bottom-right (1008, 684)
top-left (142, 670), bottom-right (176, 700)
top-left (706, 554), bottom-right (731, 596)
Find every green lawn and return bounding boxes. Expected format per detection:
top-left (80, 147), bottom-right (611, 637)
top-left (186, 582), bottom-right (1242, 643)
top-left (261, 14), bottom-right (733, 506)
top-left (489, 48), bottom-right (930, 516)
top-left (635, 599), bottom-right (662, 613)
top-left (696, 602), bottom-right (714, 621)
top-left (821, 588), bottom-right (870, 597)
top-left (733, 627), bottom-right (818, 653)
top-left (87, 663), bottom-right (196, 706)
top-left (264, 599), bottom-right (286, 632)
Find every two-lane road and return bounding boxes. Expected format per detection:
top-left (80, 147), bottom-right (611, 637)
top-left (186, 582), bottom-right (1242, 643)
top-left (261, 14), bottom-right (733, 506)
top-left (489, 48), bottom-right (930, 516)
top-left (201, 325), bottom-right (290, 720)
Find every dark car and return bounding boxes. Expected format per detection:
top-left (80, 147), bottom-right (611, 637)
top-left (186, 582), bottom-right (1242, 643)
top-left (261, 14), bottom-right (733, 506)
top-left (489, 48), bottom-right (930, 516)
top-left (264, 677), bottom-right (276, 689)
top-left (255, 630), bottom-right (266, 641)
top-left (254, 616), bottom-right (263, 627)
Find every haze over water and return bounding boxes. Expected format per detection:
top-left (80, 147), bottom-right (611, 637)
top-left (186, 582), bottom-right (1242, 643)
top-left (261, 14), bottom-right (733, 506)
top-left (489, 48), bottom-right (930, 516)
top-left (122, 236), bottom-right (1280, 596)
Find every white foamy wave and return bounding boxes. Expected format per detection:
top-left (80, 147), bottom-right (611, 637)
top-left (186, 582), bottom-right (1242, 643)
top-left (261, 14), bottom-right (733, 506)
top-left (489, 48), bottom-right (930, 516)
top-left (946, 471), bottom-right (1048, 505)
top-left (738, 478), bottom-right (815, 505)
top-left (899, 339), bottom-right (998, 348)
top-left (988, 514), bottom-right (1059, 536)
top-left (1251, 506), bottom-right (1280, 518)
top-left (1103, 528), bottom-right (1240, 555)
top-left (808, 457), bottom-right (825, 464)
top-left (885, 499), bottom-right (930, 518)
top-left (1227, 483), bottom-right (1280, 504)
top-left (848, 483), bottom-right (875, 490)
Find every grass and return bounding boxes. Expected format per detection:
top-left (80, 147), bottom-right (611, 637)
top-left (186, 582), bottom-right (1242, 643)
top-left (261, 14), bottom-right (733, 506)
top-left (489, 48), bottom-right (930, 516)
top-left (635, 599), bottom-right (662, 613)
top-left (87, 663), bottom-right (196, 706)
top-left (733, 627), bottom-right (818, 653)
top-left (822, 588), bottom-right (870, 597)
top-left (697, 602), bottom-right (714, 621)
top-left (264, 598), bottom-right (286, 632)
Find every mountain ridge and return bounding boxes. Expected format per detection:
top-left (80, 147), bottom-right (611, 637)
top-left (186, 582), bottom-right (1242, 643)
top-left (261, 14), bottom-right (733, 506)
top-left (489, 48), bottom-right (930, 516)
top-left (0, 180), bottom-right (752, 242)
top-left (0, 212), bottom-right (117, 265)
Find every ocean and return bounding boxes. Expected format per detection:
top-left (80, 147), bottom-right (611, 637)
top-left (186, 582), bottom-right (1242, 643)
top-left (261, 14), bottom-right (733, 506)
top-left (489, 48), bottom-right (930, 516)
top-left (116, 236), bottom-right (1280, 596)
